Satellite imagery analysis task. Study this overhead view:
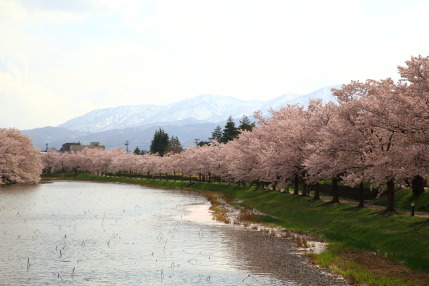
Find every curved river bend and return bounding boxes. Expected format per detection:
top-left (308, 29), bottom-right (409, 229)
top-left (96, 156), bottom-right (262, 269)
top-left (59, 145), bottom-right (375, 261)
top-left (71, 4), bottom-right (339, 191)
top-left (0, 181), bottom-right (346, 285)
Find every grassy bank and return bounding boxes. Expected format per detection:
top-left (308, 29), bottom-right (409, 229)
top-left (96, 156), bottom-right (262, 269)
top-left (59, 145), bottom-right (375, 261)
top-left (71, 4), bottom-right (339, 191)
top-left (373, 188), bottom-right (429, 212)
top-left (45, 173), bottom-right (429, 285)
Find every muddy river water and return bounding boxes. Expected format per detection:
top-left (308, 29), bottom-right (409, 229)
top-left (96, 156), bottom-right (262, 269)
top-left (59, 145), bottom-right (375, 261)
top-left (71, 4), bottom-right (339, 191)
top-left (0, 181), bottom-right (346, 285)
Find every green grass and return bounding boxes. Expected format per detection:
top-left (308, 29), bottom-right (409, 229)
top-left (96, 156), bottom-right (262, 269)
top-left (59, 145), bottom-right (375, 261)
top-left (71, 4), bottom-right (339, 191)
top-left (314, 251), bottom-right (406, 285)
top-left (43, 173), bottom-right (429, 284)
top-left (373, 188), bottom-right (429, 212)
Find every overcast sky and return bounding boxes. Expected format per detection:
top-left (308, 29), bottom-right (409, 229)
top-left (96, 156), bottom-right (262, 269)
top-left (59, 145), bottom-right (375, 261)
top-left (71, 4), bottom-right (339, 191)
top-left (1, 0), bottom-right (428, 130)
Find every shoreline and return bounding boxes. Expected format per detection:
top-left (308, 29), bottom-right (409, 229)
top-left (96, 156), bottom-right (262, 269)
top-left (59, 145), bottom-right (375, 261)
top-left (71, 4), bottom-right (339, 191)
top-left (41, 174), bottom-right (429, 285)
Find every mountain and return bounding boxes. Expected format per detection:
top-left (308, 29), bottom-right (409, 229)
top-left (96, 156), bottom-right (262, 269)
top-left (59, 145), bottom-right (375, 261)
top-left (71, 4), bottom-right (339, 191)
top-left (23, 123), bottom-right (219, 152)
top-left (23, 127), bottom-right (89, 151)
top-left (59, 86), bottom-right (338, 133)
top-left (24, 86), bottom-right (338, 150)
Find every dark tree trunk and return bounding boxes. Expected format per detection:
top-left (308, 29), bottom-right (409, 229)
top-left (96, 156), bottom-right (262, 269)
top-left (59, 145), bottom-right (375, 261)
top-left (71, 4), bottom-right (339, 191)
top-left (301, 181), bottom-right (308, 197)
top-left (357, 182), bottom-right (365, 208)
top-left (412, 175), bottom-right (425, 196)
top-left (330, 177), bottom-right (340, 203)
top-left (272, 182), bottom-right (277, 192)
top-left (313, 182), bottom-right (320, 200)
top-left (208, 173), bottom-right (211, 183)
top-left (293, 175), bottom-right (299, 195)
top-left (385, 179), bottom-right (396, 212)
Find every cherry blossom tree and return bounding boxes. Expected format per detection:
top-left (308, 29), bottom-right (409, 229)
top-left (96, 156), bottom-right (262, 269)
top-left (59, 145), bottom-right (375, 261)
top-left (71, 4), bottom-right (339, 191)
top-left (325, 78), bottom-right (406, 212)
top-left (41, 149), bottom-right (64, 174)
top-left (395, 55), bottom-right (429, 195)
top-left (0, 128), bottom-right (42, 184)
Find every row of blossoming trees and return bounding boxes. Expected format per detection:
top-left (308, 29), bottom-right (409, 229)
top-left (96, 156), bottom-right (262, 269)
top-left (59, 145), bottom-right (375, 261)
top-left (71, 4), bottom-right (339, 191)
top-left (39, 56), bottom-right (428, 212)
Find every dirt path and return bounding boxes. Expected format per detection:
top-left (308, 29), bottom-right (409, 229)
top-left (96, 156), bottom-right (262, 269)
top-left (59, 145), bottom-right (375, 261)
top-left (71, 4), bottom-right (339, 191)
top-left (313, 194), bottom-right (429, 218)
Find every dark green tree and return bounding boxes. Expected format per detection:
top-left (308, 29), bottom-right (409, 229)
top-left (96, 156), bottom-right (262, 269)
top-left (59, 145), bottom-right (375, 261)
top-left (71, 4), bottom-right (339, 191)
top-left (133, 146), bottom-right (141, 155)
top-left (238, 115), bottom-right (255, 132)
top-left (209, 125), bottom-right (223, 142)
top-left (165, 135), bottom-right (183, 154)
top-left (150, 128), bottom-right (170, 156)
top-left (220, 116), bottom-right (239, 143)
top-left (197, 141), bottom-right (211, 147)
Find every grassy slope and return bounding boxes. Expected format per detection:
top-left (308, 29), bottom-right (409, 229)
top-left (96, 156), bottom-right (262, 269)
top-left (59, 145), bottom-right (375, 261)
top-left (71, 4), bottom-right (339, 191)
top-left (373, 188), bottom-right (429, 212)
top-left (47, 174), bottom-right (429, 284)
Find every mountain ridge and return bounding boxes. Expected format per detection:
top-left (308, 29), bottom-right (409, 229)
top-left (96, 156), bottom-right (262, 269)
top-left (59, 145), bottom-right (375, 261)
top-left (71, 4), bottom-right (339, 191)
top-left (58, 86), bottom-right (338, 133)
top-left (24, 86), bottom-right (339, 150)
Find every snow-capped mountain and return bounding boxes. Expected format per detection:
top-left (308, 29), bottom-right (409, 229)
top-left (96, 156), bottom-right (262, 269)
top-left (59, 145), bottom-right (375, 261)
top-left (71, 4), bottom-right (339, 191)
top-left (59, 86), bottom-right (338, 132)
top-left (23, 86), bottom-right (338, 150)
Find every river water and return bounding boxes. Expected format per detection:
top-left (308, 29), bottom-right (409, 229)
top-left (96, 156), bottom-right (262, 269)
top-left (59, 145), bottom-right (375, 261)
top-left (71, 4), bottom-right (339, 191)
top-left (0, 181), bottom-right (346, 285)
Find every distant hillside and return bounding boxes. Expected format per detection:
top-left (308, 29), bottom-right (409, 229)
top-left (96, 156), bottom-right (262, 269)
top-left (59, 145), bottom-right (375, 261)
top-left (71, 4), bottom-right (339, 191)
top-left (24, 86), bottom-right (338, 150)
top-left (58, 86), bottom-right (338, 132)
top-left (23, 123), bottom-right (219, 152)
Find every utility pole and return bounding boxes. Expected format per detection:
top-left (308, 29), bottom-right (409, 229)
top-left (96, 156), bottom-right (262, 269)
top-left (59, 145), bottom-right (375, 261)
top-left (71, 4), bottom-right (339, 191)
top-left (194, 139), bottom-right (200, 146)
top-left (125, 140), bottom-right (129, 153)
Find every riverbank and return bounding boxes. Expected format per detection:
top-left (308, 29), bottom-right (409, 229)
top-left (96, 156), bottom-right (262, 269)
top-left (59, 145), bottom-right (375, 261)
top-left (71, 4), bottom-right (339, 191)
top-left (44, 174), bottom-right (429, 285)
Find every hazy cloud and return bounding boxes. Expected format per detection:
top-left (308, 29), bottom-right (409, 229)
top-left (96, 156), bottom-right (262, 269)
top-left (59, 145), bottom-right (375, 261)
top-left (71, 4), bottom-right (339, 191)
top-left (1, 0), bottom-right (428, 129)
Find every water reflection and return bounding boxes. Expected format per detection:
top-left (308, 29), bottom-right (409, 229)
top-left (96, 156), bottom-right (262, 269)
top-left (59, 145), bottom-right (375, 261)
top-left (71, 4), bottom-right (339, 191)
top-left (0, 181), bottom-right (346, 285)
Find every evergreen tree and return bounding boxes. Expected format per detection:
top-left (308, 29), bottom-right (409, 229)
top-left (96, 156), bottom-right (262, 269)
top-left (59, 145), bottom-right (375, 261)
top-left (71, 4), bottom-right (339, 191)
top-left (150, 128), bottom-right (170, 156)
top-left (165, 135), bottom-right (183, 154)
top-left (238, 115), bottom-right (255, 132)
top-left (133, 147), bottom-right (141, 155)
top-left (220, 116), bottom-right (239, 143)
top-left (209, 125), bottom-right (223, 142)
top-left (197, 141), bottom-right (210, 147)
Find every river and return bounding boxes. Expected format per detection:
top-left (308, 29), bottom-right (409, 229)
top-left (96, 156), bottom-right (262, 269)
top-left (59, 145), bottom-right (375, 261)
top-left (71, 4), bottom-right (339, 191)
top-left (0, 181), bottom-right (346, 285)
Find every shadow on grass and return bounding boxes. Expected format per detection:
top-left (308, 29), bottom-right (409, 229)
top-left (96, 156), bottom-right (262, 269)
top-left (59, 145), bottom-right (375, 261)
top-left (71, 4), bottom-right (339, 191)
top-left (339, 206), bottom-right (367, 212)
top-left (373, 209), bottom-right (399, 217)
top-left (411, 219), bottom-right (429, 226)
top-left (322, 201), bottom-right (341, 206)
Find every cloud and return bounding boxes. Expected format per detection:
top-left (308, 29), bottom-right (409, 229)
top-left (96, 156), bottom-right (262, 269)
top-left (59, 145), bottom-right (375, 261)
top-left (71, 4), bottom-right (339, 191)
top-left (1, 0), bottom-right (428, 129)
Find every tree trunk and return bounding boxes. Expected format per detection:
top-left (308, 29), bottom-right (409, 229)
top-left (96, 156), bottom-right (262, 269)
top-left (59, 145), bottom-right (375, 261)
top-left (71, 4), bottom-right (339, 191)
top-left (272, 182), bottom-right (277, 192)
top-left (313, 182), bottom-right (320, 200)
top-left (412, 175), bottom-right (425, 196)
top-left (293, 175), bottom-right (299, 195)
top-left (330, 177), bottom-right (340, 203)
top-left (357, 182), bottom-right (365, 208)
top-left (385, 179), bottom-right (396, 212)
top-left (208, 173), bottom-right (211, 183)
top-left (301, 181), bottom-right (308, 197)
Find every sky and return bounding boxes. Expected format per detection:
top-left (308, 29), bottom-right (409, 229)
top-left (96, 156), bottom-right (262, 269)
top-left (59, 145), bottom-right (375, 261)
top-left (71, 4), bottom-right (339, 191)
top-left (1, 0), bottom-right (428, 130)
